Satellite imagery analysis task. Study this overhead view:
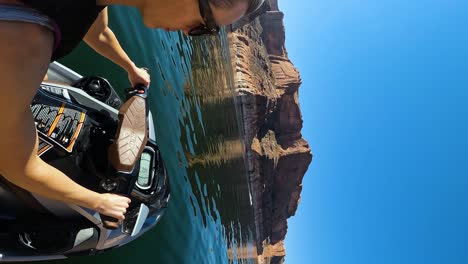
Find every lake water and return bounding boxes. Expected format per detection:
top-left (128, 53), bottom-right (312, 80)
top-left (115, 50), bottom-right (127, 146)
top-left (34, 6), bottom-right (258, 264)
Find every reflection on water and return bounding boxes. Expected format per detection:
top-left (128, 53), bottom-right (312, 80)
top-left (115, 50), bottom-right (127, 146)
top-left (34, 6), bottom-right (258, 264)
top-left (181, 31), bottom-right (257, 263)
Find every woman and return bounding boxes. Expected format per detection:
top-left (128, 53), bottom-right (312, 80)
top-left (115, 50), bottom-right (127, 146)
top-left (0, 0), bottom-right (264, 221)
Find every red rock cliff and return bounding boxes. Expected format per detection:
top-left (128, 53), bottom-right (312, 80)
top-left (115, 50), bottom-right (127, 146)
top-left (229, 0), bottom-right (312, 262)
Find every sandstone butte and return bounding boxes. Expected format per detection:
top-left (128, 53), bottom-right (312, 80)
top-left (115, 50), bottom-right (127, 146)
top-left (228, 0), bottom-right (313, 263)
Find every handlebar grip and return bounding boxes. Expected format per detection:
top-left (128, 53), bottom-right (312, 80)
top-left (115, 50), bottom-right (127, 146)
top-left (100, 214), bottom-right (120, 230)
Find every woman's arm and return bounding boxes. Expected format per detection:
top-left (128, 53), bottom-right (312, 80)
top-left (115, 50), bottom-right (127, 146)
top-left (0, 20), bottom-right (130, 220)
top-left (2, 111), bottom-right (130, 220)
top-left (84, 7), bottom-right (150, 87)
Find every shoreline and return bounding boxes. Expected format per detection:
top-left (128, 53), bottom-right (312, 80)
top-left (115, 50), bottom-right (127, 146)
top-left (228, 0), bottom-right (312, 262)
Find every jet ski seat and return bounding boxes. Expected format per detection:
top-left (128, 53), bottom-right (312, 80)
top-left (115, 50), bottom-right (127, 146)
top-left (108, 95), bottom-right (148, 173)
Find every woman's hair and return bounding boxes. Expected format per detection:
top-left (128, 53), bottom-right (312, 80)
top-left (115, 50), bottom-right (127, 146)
top-left (209, 0), bottom-right (265, 16)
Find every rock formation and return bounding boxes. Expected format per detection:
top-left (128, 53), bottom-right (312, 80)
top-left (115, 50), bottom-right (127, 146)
top-left (229, 0), bottom-right (312, 262)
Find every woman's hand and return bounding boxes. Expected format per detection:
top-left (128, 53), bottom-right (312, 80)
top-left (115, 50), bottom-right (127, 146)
top-left (95, 193), bottom-right (131, 220)
top-left (128, 64), bottom-right (150, 88)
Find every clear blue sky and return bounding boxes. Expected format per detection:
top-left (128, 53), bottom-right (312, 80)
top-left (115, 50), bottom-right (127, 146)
top-left (282, 0), bottom-right (468, 263)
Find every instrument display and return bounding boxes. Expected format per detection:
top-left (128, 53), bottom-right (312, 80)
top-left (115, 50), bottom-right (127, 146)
top-left (136, 151), bottom-right (153, 189)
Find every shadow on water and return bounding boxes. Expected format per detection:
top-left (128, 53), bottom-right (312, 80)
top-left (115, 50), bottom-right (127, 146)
top-left (29, 6), bottom-right (257, 264)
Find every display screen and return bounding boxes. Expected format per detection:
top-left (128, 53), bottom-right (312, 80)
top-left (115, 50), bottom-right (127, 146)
top-left (137, 152), bottom-right (152, 188)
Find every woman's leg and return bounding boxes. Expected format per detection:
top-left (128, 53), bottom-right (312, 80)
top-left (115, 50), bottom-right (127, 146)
top-left (0, 19), bottom-right (54, 174)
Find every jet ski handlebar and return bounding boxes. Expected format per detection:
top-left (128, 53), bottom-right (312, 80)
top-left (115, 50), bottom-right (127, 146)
top-left (103, 85), bottom-right (149, 229)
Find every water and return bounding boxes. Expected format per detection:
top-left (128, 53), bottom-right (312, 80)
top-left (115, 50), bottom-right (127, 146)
top-left (37, 6), bottom-right (257, 264)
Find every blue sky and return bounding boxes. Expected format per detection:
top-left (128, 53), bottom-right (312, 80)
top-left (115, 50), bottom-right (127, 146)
top-left (281, 0), bottom-right (468, 263)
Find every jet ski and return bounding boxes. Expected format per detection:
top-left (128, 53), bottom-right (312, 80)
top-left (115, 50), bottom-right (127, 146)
top-left (0, 62), bottom-right (170, 261)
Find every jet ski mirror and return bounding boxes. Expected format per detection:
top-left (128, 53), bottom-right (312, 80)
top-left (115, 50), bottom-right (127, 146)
top-left (72, 76), bottom-right (123, 109)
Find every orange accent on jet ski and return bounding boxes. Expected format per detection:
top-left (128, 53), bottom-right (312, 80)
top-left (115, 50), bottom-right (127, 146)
top-left (38, 144), bottom-right (52, 156)
top-left (47, 103), bottom-right (65, 136)
top-left (67, 112), bottom-right (86, 152)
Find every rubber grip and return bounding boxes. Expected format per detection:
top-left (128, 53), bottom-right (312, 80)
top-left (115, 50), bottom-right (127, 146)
top-left (100, 214), bottom-right (120, 230)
